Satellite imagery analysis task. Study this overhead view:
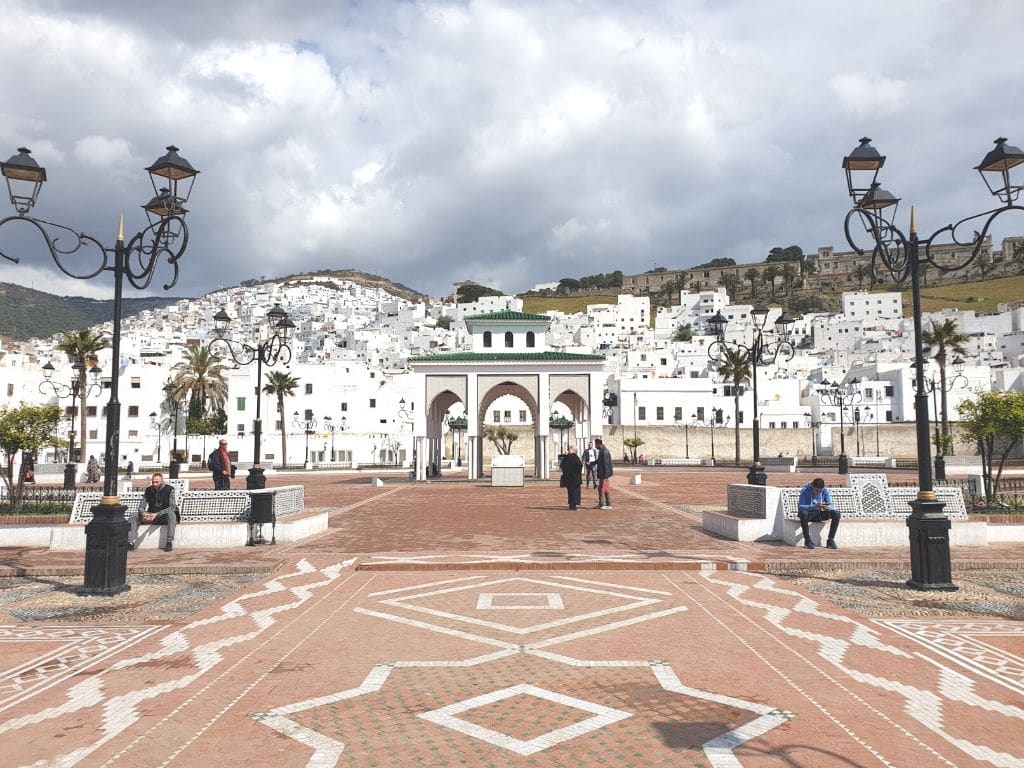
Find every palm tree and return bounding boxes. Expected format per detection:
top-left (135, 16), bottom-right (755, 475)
top-left (780, 263), bottom-right (798, 296)
top-left (172, 345), bottom-right (228, 416)
top-left (716, 346), bottom-right (751, 463)
top-left (744, 267), bottom-right (761, 299)
top-left (263, 370), bottom-right (300, 466)
top-left (54, 329), bottom-right (107, 463)
top-left (922, 319), bottom-right (969, 442)
top-left (854, 263), bottom-right (873, 289)
top-left (717, 273), bottom-right (742, 299)
top-left (762, 265), bottom-right (780, 297)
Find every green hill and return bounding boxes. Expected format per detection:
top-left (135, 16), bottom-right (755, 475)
top-left (905, 274), bottom-right (1024, 315)
top-left (0, 283), bottom-right (184, 341)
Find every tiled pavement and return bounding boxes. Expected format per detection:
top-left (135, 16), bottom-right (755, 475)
top-left (1, 470), bottom-right (1022, 766)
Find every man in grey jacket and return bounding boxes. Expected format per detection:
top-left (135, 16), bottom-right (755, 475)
top-left (593, 437), bottom-right (613, 509)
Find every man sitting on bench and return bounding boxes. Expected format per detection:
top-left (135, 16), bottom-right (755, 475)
top-left (129, 472), bottom-right (178, 552)
top-left (797, 477), bottom-right (840, 550)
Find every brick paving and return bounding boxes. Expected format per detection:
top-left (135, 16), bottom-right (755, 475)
top-left (0, 468), bottom-right (1022, 766)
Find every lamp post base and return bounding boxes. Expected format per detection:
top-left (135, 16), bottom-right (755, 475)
top-left (934, 454), bottom-right (946, 482)
top-left (746, 463), bottom-right (767, 486)
top-left (78, 502), bottom-right (131, 597)
top-left (246, 466), bottom-right (267, 490)
top-left (168, 461), bottom-right (180, 479)
top-left (838, 454), bottom-right (849, 474)
top-left (63, 463), bottom-right (77, 490)
top-left (906, 499), bottom-right (958, 591)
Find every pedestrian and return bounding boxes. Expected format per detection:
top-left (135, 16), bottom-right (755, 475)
top-left (582, 441), bottom-right (597, 488)
top-left (208, 439), bottom-right (234, 490)
top-left (797, 477), bottom-right (841, 549)
top-left (87, 455), bottom-right (100, 483)
top-left (129, 472), bottom-right (178, 552)
top-left (593, 437), bottom-right (613, 509)
top-left (125, 459), bottom-right (134, 480)
top-left (559, 445), bottom-right (583, 510)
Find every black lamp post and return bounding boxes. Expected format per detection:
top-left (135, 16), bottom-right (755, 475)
top-left (707, 305), bottom-right (796, 485)
top-left (40, 360), bottom-right (101, 488)
top-left (2, 144), bottom-right (199, 596)
top-left (819, 379), bottom-right (861, 475)
top-left (323, 415), bottom-right (348, 462)
top-left (447, 415), bottom-right (468, 466)
top-left (803, 411), bottom-right (819, 466)
top-left (292, 410), bottom-right (318, 467)
top-left (911, 360), bottom-right (968, 482)
top-left (841, 135), bottom-right (1024, 590)
top-left (164, 381), bottom-right (183, 478)
top-left (675, 415), bottom-right (692, 459)
top-left (211, 305), bottom-right (294, 488)
top-left (854, 407), bottom-right (862, 457)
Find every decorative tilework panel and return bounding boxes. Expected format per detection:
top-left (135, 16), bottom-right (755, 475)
top-left (70, 485), bottom-right (305, 524)
top-left (781, 485), bottom-right (967, 520)
top-left (727, 485), bottom-right (768, 518)
top-left (846, 474), bottom-right (889, 492)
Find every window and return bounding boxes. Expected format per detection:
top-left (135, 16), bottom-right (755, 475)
top-left (87, 406), bottom-right (97, 417)
top-left (504, 410), bottom-right (512, 422)
top-left (656, 406), bottom-right (664, 421)
top-left (864, 388), bottom-right (873, 399)
top-left (65, 406), bottom-right (76, 417)
top-left (128, 406), bottom-right (139, 417)
top-left (673, 407), bottom-right (682, 421)
top-left (638, 406), bottom-right (646, 420)
top-left (305, 408), bottom-right (313, 420)
top-left (483, 331), bottom-right (492, 348)
top-left (504, 331), bottom-right (514, 348)
top-left (305, 383), bottom-right (313, 394)
top-left (6, 383), bottom-right (12, 396)
top-left (341, 402), bottom-right (348, 412)
top-left (696, 406), bottom-right (705, 421)
top-left (492, 409), bottom-right (501, 422)
top-left (519, 410), bottom-right (527, 422)
top-left (128, 429), bottom-right (138, 438)
top-left (885, 410), bottom-right (893, 422)
top-left (130, 377), bottom-right (141, 389)
top-left (738, 410), bottom-right (744, 424)
top-left (236, 423), bottom-right (245, 433)
top-left (884, 385), bottom-right (894, 397)
top-left (88, 429), bottom-right (98, 439)
top-left (369, 398), bottom-right (376, 408)
top-left (526, 331), bottom-right (535, 347)
top-left (274, 420), bottom-right (282, 431)
top-left (792, 421), bottom-right (799, 429)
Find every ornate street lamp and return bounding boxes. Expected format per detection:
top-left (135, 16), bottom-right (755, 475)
top-left (819, 379), bottom-right (861, 475)
top-left (292, 410), bottom-right (318, 468)
top-left (549, 414), bottom-right (575, 457)
top-left (911, 359), bottom-right (969, 481)
top-left (840, 135), bottom-right (1024, 590)
top-left (323, 415), bottom-right (348, 462)
top-left (40, 360), bottom-right (102, 488)
top-left (211, 305), bottom-right (294, 487)
top-left (674, 414), bottom-right (694, 459)
top-left (707, 305), bottom-right (796, 484)
top-left (3, 145), bottom-right (199, 596)
top-left (163, 380), bottom-right (183, 478)
top-left (446, 415), bottom-right (468, 466)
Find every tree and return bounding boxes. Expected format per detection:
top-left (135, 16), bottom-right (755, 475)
top-left (780, 263), bottom-right (798, 296)
top-left (716, 346), bottom-right (751, 463)
top-left (922, 319), bottom-right (969, 442)
top-left (173, 345), bottom-right (228, 416)
top-left (484, 425), bottom-right (519, 455)
top-left (455, 283), bottom-right (503, 303)
top-left (557, 277), bottom-right (582, 294)
top-left (762, 265), bottom-right (780, 297)
top-left (975, 251), bottom-right (994, 278)
top-left (671, 324), bottom-right (693, 342)
top-left (435, 315), bottom-right (453, 330)
top-left (854, 263), bottom-right (873, 289)
top-left (263, 370), bottom-right (300, 467)
top-left (54, 329), bottom-right (107, 463)
top-left (623, 436), bottom-right (644, 463)
top-left (0, 404), bottom-right (61, 508)
top-left (718, 273), bottom-right (742, 299)
top-left (959, 391), bottom-right (1024, 502)
top-left (694, 257), bottom-right (737, 269)
top-left (744, 267), bottom-right (761, 299)
top-left (767, 245), bottom-right (804, 263)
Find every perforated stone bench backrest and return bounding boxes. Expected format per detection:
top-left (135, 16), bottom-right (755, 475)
top-left (781, 482), bottom-right (967, 520)
top-left (70, 485), bottom-right (304, 524)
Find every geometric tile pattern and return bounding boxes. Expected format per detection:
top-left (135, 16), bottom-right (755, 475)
top-left (780, 484), bottom-right (968, 520)
top-left (70, 485), bottom-right (305, 523)
top-left (0, 558), bottom-right (354, 767)
top-left (706, 572), bottom-right (1024, 766)
top-left (259, 573), bottom-right (794, 767)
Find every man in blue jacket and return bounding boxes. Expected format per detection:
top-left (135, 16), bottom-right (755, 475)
top-left (797, 477), bottom-right (840, 550)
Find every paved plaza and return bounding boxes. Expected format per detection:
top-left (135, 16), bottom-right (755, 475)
top-left (1, 470), bottom-right (1022, 766)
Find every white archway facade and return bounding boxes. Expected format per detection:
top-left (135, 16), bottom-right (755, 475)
top-left (408, 311), bottom-right (605, 481)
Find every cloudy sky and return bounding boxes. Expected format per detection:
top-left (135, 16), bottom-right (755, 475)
top-left (0, 0), bottom-right (1022, 300)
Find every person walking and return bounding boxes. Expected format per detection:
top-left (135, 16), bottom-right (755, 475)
top-left (559, 445), bottom-right (584, 510)
top-left (86, 455), bottom-right (100, 484)
top-left (582, 441), bottom-right (597, 488)
top-left (593, 437), bottom-right (613, 509)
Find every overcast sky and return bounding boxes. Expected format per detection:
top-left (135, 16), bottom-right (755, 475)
top-left (1, 0), bottom-right (1022, 301)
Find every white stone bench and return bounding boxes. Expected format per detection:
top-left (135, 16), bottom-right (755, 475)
top-left (47, 485), bottom-right (319, 550)
top-left (658, 458), bottom-right (703, 466)
top-left (704, 474), bottom-right (985, 546)
top-left (763, 456), bottom-right (798, 473)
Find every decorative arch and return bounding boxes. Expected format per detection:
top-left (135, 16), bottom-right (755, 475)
top-left (477, 380), bottom-right (539, 426)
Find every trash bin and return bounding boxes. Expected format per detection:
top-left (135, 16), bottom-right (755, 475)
top-left (247, 489), bottom-right (276, 546)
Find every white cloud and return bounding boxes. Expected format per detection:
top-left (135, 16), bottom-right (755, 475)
top-left (830, 73), bottom-right (908, 118)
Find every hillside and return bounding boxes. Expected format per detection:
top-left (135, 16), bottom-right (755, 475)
top-left (246, 268), bottom-right (429, 304)
top-left (0, 283), bottom-right (183, 341)
top-left (521, 294), bottom-right (620, 315)
top-left (904, 274), bottom-right (1024, 315)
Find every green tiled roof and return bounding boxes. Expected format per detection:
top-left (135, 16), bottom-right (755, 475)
top-left (410, 351), bottom-right (605, 363)
top-left (464, 310), bottom-right (551, 322)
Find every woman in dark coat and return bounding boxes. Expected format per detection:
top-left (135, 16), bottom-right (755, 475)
top-left (559, 444), bottom-right (584, 510)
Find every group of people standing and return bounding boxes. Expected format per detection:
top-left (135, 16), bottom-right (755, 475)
top-left (559, 438), bottom-right (613, 510)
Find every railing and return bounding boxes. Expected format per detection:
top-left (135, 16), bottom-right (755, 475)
top-left (0, 486), bottom-right (79, 513)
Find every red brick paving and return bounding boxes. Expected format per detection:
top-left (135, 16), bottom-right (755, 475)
top-left (0, 468), bottom-right (1022, 767)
